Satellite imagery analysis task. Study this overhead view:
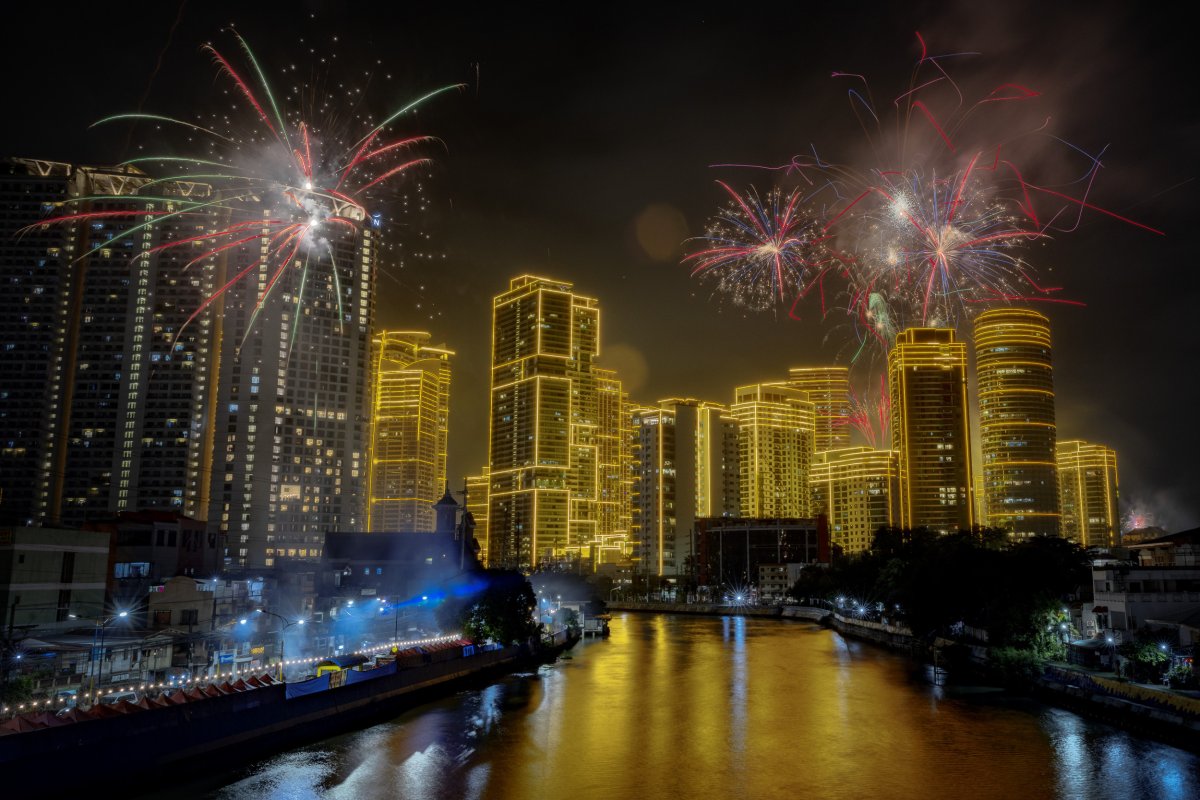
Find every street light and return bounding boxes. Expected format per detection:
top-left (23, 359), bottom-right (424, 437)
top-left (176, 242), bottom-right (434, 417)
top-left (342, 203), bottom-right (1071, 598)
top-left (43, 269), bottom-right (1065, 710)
top-left (255, 609), bottom-right (304, 681)
top-left (73, 610), bottom-right (129, 701)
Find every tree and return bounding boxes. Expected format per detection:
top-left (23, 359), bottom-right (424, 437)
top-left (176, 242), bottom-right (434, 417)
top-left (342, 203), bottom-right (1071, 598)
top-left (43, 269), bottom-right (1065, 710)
top-left (452, 570), bottom-right (539, 646)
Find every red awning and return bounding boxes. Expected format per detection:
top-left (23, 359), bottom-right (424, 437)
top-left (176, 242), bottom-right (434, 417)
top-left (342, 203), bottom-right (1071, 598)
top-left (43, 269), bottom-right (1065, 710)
top-left (1092, 606), bottom-right (1109, 613)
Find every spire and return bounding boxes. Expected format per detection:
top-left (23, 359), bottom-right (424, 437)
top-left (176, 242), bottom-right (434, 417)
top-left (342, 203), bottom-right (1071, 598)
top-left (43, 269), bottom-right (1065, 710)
top-left (432, 484), bottom-right (458, 535)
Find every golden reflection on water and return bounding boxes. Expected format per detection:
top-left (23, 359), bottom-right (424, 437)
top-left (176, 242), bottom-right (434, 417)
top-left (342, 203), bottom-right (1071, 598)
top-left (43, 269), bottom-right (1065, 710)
top-left (210, 614), bottom-right (1200, 800)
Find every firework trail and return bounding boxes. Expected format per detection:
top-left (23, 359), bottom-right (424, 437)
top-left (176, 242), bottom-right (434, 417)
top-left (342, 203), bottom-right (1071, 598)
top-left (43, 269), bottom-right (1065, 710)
top-left (683, 181), bottom-right (838, 312)
top-left (835, 375), bottom-right (891, 448)
top-left (23, 30), bottom-right (460, 348)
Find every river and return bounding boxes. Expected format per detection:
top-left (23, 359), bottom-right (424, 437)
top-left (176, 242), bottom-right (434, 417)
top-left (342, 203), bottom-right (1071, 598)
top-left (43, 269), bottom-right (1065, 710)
top-left (185, 614), bottom-right (1198, 799)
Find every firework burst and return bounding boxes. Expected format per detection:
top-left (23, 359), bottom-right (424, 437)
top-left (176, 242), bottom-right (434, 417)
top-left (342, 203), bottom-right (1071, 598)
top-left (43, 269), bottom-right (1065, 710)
top-left (834, 164), bottom-right (1048, 338)
top-left (23, 30), bottom-right (460, 348)
top-left (683, 181), bottom-right (835, 311)
top-left (689, 32), bottom-right (1161, 363)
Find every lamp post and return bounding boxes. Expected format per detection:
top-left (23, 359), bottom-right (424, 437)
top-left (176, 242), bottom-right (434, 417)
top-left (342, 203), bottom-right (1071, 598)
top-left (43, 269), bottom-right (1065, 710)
top-left (255, 609), bottom-right (304, 682)
top-left (72, 610), bottom-right (129, 702)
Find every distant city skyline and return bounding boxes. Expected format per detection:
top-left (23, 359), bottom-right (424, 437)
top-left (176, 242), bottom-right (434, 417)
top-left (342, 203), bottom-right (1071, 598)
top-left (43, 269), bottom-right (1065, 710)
top-left (0, 3), bottom-right (1193, 530)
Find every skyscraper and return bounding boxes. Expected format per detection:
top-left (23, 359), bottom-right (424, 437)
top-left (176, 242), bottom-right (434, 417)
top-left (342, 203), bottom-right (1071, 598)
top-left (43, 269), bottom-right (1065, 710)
top-left (0, 159), bottom-right (221, 527)
top-left (631, 399), bottom-right (739, 575)
top-left (974, 308), bottom-right (1060, 537)
top-left (811, 447), bottom-right (900, 554)
top-left (487, 275), bottom-right (627, 570)
top-left (594, 367), bottom-right (633, 565)
top-left (732, 384), bottom-right (815, 518)
top-left (888, 328), bottom-right (974, 533)
top-left (210, 197), bottom-right (376, 568)
top-left (465, 469), bottom-right (490, 563)
top-left (1057, 440), bottom-right (1120, 547)
top-left (787, 367), bottom-right (851, 452)
top-left (367, 331), bottom-right (453, 532)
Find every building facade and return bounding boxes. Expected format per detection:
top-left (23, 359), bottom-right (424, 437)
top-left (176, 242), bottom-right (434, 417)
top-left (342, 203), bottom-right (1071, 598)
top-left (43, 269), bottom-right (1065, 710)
top-left (0, 526), bottom-right (111, 630)
top-left (786, 366), bottom-right (851, 452)
top-left (1057, 440), bottom-right (1120, 547)
top-left (486, 276), bottom-right (628, 570)
top-left (974, 308), bottom-right (1060, 537)
top-left (367, 331), bottom-right (453, 532)
top-left (0, 159), bottom-right (222, 528)
top-left (465, 469), bottom-right (490, 564)
top-left (210, 197), bottom-right (377, 568)
top-left (695, 517), bottom-right (830, 589)
top-left (811, 446), bottom-right (900, 555)
top-left (731, 384), bottom-right (815, 519)
top-left (631, 399), bottom-right (739, 576)
top-left (888, 328), bottom-right (974, 533)
top-left (593, 368), bottom-right (633, 565)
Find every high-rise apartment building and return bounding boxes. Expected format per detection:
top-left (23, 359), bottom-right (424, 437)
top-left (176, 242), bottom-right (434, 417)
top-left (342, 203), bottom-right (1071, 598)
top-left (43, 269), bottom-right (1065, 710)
top-left (366, 331), bottom-right (453, 532)
top-left (787, 367), bottom-right (851, 452)
top-left (465, 469), bottom-right (490, 563)
top-left (888, 328), bottom-right (974, 533)
top-left (811, 447), bottom-right (900, 554)
top-left (732, 384), bottom-right (815, 518)
top-left (974, 308), bottom-right (1060, 538)
top-left (594, 368), bottom-right (633, 565)
top-left (487, 275), bottom-right (628, 570)
top-left (210, 198), bottom-right (376, 568)
top-left (631, 399), bottom-right (739, 575)
top-left (0, 159), bottom-right (221, 527)
top-left (1057, 440), bottom-right (1120, 548)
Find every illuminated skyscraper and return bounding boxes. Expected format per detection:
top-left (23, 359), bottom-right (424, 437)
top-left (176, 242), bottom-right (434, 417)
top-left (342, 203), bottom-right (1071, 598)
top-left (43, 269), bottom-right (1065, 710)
top-left (974, 308), bottom-right (1060, 538)
top-left (366, 331), bottom-right (453, 532)
top-left (787, 367), bottom-right (851, 452)
top-left (1057, 440), bottom-right (1120, 547)
top-left (732, 384), bottom-right (814, 518)
top-left (594, 368), bottom-right (633, 565)
top-left (888, 328), bottom-right (974, 533)
top-left (0, 159), bottom-right (221, 527)
top-left (465, 469), bottom-right (490, 563)
top-left (631, 399), bottom-right (739, 575)
top-left (811, 447), bottom-right (900, 555)
top-left (210, 198), bottom-right (376, 568)
top-left (487, 275), bottom-right (628, 570)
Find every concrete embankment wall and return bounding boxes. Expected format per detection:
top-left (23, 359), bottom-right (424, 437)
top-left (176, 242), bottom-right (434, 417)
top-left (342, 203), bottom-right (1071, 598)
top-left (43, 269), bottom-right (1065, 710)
top-left (827, 613), bottom-right (920, 653)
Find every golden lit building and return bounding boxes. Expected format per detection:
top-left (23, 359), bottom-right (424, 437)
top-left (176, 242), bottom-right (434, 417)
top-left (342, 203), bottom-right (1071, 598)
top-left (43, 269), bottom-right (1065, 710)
top-left (466, 469), bottom-right (490, 563)
top-left (594, 368), bottom-right (633, 565)
top-left (888, 328), bottom-right (974, 533)
top-left (367, 331), bottom-right (453, 532)
top-left (1057, 440), bottom-right (1120, 547)
top-left (631, 399), bottom-right (739, 575)
top-left (486, 275), bottom-right (628, 570)
top-left (974, 308), bottom-right (1060, 538)
top-left (732, 384), bottom-right (815, 518)
top-left (811, 447), bottom-right (900, 555)
top-left (787, 367), bottom-right (851, 452)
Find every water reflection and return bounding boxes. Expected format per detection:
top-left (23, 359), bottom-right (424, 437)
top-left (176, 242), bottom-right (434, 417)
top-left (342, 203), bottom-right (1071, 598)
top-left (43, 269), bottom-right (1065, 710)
top-left (198, 615), bottom-right (1198, 800)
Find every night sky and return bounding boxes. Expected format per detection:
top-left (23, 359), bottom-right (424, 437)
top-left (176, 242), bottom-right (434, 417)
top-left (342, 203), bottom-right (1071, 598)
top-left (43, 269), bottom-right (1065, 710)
top-left (2, 2), bottom-right (1195, 530)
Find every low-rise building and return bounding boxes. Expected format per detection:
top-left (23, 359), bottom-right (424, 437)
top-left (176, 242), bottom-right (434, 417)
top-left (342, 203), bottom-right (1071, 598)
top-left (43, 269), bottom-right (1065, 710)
top-left (0, 527), bottom-right (111, 631)
top-left (1086, 564), bottom-right (1200, 640)
top-left (696, 517), bottom-right (830, 590)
